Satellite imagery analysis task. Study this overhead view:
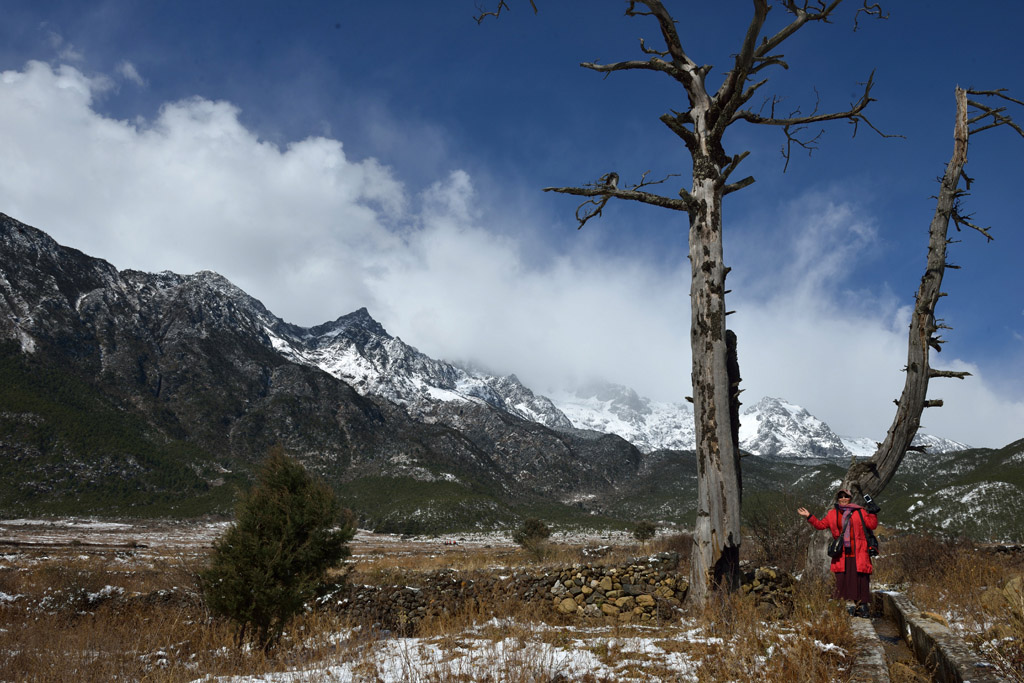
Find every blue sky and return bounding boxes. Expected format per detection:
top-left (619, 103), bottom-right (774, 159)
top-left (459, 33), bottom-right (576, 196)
top-left (1, 1), bottom-right (1021, 447)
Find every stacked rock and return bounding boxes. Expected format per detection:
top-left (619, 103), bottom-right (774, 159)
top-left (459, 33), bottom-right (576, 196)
top-left (548, 553), bottom-right (688, 622)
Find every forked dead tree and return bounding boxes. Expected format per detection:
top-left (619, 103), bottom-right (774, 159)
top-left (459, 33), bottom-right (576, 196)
top-left (804, 87), bottom-right (1024, 571)
top-left (483, 0), bottom-right (888, 606)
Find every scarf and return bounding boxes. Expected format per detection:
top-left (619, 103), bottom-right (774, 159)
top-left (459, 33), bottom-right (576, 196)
top-left (837, 503), bottom-right (863, 550)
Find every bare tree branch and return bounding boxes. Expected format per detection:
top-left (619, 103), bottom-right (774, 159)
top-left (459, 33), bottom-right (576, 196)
top-left (966, 99), bottom-right (1024, 137)
top-left (735, 71), bottom-right (876, 127)
top-left (734, 71), bottom-right (901, 169)
top-left (853, 1), bottom-right (889, 30)
top-left (755, 1), bottom-right (844, 59)
top-left (639, 37), bottom-right (669, 58)
top-left (625, 0), bottom-right (697, 71)
top-left (967, 88), bottom-right (1024, 107)
top-left (723, 176), bottom-right (756, 195)
top-left (929, 369), bottom-right (972, 380)
top-left (543, 171), bottom-right (692, 229)
top-left (951, 209), bottom-right (995, 241)
top-left (944, 89), bottom-right (1024, 240)
top-left (474, 0), bottom-right (538, 24)
top-left (713, 0), bottom-right (770, 109)
top-left (581, 57), bottom-right (686, 83)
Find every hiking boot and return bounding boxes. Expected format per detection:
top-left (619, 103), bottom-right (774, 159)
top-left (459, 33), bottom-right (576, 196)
top-left (854, 603), bottom-right (871, 618)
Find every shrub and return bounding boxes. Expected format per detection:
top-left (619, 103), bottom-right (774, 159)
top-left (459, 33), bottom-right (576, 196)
top-left (744, 492), bottom-right (807, 572)
top-left (201, 446), bottom-right (355, 650)
top-left (512, 518), bottom-right (551, 560)
top-left (633, 520), bottom-right (657, 546)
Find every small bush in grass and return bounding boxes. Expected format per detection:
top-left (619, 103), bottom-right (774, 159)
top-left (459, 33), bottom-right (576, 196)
top-left (512, 518), bottom-right (551, 561)
top-left (745, 492), bottom-right (807, 573)
top-left (201, 446), bottom-right (355, 651)
top-left (649, 531), bottom-right (693, 565)
top-left (632, 520), bottom-right (657, 546)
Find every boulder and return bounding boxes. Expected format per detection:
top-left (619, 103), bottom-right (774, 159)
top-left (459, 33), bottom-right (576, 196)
top-left (557, 597), bottom-right (579, 614)
top-left (636, 594), bottom-right (657, 608)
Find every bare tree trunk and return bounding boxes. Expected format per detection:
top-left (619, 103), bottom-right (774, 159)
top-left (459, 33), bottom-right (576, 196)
top-left (687, 155), bottom-right (742, 603)
top-left (845, 88), bottom-right (970, 497)
top-left (517, 0), bottom-right (887, 605)
top-left (808, 86), bottom-right (1024, 573)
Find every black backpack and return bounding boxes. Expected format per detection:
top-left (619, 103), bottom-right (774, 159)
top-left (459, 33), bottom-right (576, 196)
top-left (857, 509), bottom-right (880, 557)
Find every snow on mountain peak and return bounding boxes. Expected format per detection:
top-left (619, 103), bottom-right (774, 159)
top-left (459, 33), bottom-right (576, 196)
top-left (259, 305), bottom-right (971, 460)
top-left (269, 308), bottom-right (573, 430)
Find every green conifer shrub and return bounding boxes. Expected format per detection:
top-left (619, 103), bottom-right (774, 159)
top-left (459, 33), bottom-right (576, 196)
top-left (512, 517), bottom-right (552, 561)
top-left (201, 446), bottom-right (355, 650)
top-left (633, 520), bottom-right (657, 546)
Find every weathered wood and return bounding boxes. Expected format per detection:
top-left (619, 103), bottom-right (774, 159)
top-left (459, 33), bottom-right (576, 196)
top-left (484, 0), bottom-right (887, 606)
top-left (686, 152), bottom-right (743, 602)
top-left (808, 88), bottom-right (1023, 575)
top-left (839, 88), bottom-right (970, 506)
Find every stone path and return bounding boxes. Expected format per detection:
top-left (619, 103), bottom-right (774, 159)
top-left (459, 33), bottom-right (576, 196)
top-left (849, 591), bottom-right (1010, 683)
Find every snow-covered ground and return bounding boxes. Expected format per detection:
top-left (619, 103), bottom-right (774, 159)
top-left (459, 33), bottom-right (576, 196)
top-left (191, 617), bottom-right (849, 683)
top-left (194, 619), bottom-right (712, 682)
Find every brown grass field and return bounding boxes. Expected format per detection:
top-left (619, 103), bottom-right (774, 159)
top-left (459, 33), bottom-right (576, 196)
top-left (0, 519), bottom-right (1021, 682)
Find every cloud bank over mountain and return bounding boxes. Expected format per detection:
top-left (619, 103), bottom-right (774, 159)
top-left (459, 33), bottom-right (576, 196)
top-left (1, 60), bottom-right (1021, 447)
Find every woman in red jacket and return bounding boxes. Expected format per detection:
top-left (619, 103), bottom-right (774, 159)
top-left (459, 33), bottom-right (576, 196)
top-left (798, 489), bottom-right (878, 618)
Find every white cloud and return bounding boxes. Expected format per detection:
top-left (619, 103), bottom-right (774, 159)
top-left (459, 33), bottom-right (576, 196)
top-left (45, 31), bottom-right (84, 63)
top-left (115, 60), bottom-right (145, 86)
top-left (0, 61), bottom-right (407, 324)
top-left (0, 60), bottom-right (1020, 449)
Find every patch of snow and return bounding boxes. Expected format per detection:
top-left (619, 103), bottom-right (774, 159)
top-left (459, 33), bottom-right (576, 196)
top-left (841, 436), bottom-right (878, 459)
top-left (425, 386), bottom-right (467, 403)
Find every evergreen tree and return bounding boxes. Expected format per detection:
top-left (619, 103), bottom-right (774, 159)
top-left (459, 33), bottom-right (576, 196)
top-left (512, 517), bottom-right (551, 560)
top-left (633, 520), bottom-right (657, 546)
top-left (201, 446), bottom-right (354, 650)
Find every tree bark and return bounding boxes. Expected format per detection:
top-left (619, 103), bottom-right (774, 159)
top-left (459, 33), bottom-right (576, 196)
top-left (808, 87), bottom-right (974, 574)
top-left (687, 154), bottom-right (743, 602)
top-left (498, 0), bottom-right (886, 605)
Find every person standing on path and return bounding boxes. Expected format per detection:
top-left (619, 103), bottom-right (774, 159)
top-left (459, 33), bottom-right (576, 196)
top-left (798, 489), bottom-right (879, 617)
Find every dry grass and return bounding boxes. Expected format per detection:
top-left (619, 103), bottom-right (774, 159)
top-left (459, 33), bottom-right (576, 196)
top-left (3, 523), bottom-right (1021, 681)
top-left (873, 533), bottom-right (1024, 681)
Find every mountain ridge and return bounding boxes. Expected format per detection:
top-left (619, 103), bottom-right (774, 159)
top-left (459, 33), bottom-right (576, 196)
top-left (0, 212), bottom-right (640, 527)
top-left (0, 212), bottom-right (1016, 540)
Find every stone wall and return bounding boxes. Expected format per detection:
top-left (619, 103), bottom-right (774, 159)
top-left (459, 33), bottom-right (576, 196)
top-left (328, 553), bottom-right (796, 634)
top-left (548, 552), bottom-right (686, 622)
top-left (330, 552), bottom-right (685, 633)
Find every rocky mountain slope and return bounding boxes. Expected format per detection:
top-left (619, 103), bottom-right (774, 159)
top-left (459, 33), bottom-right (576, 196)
top-left (0, 212), bottom-right (1016, 540)
top-left (0, 213), bottom-right (640, 528)
top-left (253, 302), bottom-right (967, 460)
top-left (266, 308), bottom-right (573, 431)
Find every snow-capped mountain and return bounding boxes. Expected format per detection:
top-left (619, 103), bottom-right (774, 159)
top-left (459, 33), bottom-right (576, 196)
top-left (549, 387), bottom-right (969, 459)
top-left (553, 388), bottom-right (850, 458)
top-left (264, 308), bottom-right (573, 431)
top-left (738, 396), bottom-right (851, 459)
top-left (550, 389), bottom-right (843, 458)
top-left (548, 383), bottom-right (696, 454)
top-left (263, 306), bottom-right (969, 460)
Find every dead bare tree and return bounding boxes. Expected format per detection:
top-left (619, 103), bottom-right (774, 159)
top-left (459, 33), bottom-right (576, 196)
top-left (802, 87), bottom-right (1024, 571)
top-left (515, 0), bottom-right (886, 606)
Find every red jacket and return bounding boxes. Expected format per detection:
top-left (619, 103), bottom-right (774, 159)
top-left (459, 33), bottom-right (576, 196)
top-left (807, 506), bottom-right (878, 574)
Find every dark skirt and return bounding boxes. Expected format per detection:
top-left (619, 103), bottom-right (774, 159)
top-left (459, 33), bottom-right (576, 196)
top-left (833, 555), bottom-right (871, 603)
